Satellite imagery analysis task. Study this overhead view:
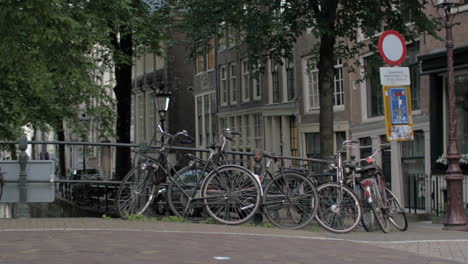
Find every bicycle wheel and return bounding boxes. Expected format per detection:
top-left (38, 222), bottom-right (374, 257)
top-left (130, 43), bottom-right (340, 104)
top-left (202, 165), bottom-right (261, 225)
top-left (368, 185), bottom-right (390, 233)
top-left (263, 172), bottom-right (318, 230)
top-left (385, 188), bottom-right (408, 231)
top-left (356, 185), bottom-right (379, 232)
top-left (116, 167), bottom-right (156, 219)
top-left (167, 165), bottom-right (209, 220)
top-left (315, 183), bottom-right (362, 233)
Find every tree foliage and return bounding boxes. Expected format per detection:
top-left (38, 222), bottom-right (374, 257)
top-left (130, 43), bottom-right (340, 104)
top-left (0, 0), bottom-right (115, 140)
top-left (0, 0), bottom-right (172, 177)
top-left (178, 0), bottom-right (438, 157)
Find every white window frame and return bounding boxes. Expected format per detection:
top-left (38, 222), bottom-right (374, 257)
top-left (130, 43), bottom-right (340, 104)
top-left (303, 57), bottom-right (345, 113)
top-left (252, 65), bottom-right (262, 101)
top-left (230, 63), bottom-right (237, 104)
top-left (303, 57), bottom-right (320, 113)
top-left (241, 59), bottom-right (250, 103)
top-left (220, 65), bottom-right (228, 106)
top-left (334, 59), bottom-right (345, 110)
top-left (195, 92), bottom-right (215, 148)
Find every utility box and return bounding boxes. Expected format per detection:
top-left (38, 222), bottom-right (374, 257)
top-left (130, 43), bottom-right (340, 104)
top-left (0, 160), bottom-right (55, 203)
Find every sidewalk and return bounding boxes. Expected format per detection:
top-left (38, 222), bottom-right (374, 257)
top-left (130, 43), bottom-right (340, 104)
top-left (0, 218), bottom-right (466, 263)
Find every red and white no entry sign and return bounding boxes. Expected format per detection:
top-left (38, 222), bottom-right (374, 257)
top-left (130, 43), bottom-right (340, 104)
top-left (378, 30), bottom-right (407, 66)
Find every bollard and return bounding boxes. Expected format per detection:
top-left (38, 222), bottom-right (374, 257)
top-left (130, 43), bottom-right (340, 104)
top-left (16, 135), bottom-right (30, 218)
top-left (252, 149), bottom-right (263, 225)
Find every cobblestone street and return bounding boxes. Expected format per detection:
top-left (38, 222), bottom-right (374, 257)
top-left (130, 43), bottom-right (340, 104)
top-left (0, 218), bottom-right (466, 263)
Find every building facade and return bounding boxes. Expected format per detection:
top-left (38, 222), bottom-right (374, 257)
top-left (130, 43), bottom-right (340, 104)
top-left (181, 4), bottom-right (468, 211)
top-left (131, 32), bottom-right (196, 164)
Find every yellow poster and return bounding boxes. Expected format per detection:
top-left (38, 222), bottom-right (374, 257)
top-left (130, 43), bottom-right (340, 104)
top-left (383, 86), bottom-right (414, 141)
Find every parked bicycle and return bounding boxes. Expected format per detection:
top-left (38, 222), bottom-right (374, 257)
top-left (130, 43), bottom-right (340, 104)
top-left (314, 140), bottom-right (363, 233)
top-left (253, 151), bottom-right (319, 230)
top-left (117, 126), bottom-right (262, 225)
top-left (346, 145), bottom-right (408, 232)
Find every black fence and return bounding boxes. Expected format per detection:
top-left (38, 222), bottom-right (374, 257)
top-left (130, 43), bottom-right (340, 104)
top-left (1, 138), bottom-right (328, 217)
top-left (56, 180), bottom-right (121, 214)
top-left (405, 173), bottom-right (468, 216)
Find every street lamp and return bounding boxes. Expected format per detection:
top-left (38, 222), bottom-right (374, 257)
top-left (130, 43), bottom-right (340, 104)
top-left (153, 82), bottom-right (172, 131)
top-left (430, 0), bottom-right (466, 228)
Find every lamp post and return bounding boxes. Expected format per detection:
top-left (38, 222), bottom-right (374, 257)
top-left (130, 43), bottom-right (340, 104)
top-left (431, 0), bottom-right (466, 228)
top-left (153, 82), bottom-right (172, 131)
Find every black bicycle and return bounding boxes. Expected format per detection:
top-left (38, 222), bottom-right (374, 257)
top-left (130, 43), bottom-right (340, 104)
top-left (117, 126), bottom-right (262, 225)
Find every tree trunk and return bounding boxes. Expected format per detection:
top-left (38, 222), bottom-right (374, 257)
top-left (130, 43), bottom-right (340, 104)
top-left (112, 29), bottom-right (133, 180)
top-left (9, 144), bottom-right (17, 160)
top-left (317, 0), bottom-right (338, 159)
top-left (57, 122), bottom-right (66, 179)
top-left (31, 126), bottom-right (37, 160)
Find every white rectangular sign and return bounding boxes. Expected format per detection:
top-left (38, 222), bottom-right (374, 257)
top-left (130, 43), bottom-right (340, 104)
top-left (380, 67), bottom-right (410, 86)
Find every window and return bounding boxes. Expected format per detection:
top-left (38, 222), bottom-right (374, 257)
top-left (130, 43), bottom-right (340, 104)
top-left (290, 116), bottom-right (298, 158)
top-left (286, 58), bottom-right (295, 101)
top-left (211, 93), bottom-right (217, 142)
top-left (305, 132), bottom-right (321, 172)
top-left (137, 94), bottom-right (145, 143)
top-left (219, 24), bottom-right (227, 51)
top-left (254, 114), bottom-right (263, 148)
top-left (305, 133), bottom-right (320, 158)
top-left (335, 131), bottom-right (346, 151)
top-left (204, 94), bottom-right (210, 145)
top-left (359, 137), bottom-right (373, 165)
top-left (365, 55), bottom-right (384, 117)
top-left (271, 62), bottom-right (281, 103)
top-left (207, 40), bottom-right (215, 70)
top-left (220, 65), bottom-right (227, 105)
top-left (405, 43), bottom-right (420, 110)
top-left (196, 55), bottom-right (205, 74)
top-left (402, 130), bottom-right (424, 158)
top-left (237, 116), bottom-right (243, 147)
top-left (242, 59), bottom-right (250, 102)
top-left (219, 118), bottom-right (226, 135)
top-left (230, 116), bottom-right (236, 150)
top-left (455, 74), bottom-right (468, 153)
top-left (304, 58), bottom-right (344, 111)
top-left (196, 93), bottom-right (216, 147)
top-left (381, 135), bottom-right (392, 184)
top-left (305, 60), bottom-right (319, 110)
top-left (195, 40), bottom-right (214, 73)
top-left (147, 93), bottom-right (155, 143)
top-left (245, 115), bottom-right (251, 147)
top-left (230, 63), bottom-right (237, 104)
top-left (197, 97), bottom-right (203, 144)
top-left (252, 65), bottom-right (262, 100)
top-left (334, 59), bottom-right (344, 106)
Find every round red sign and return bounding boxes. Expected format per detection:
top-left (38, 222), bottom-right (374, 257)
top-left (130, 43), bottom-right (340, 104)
top-left (378, 30), bottom-right (407, 66)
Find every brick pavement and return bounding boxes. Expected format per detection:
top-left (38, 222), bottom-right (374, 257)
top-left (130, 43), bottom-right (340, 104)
top-left (0, 218), bottom-right (467, 264)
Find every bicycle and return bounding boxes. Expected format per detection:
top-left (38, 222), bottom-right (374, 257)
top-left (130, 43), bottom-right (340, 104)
top-left (346, 146), bottom-right (407, 232)
top-left (314, 140), bottom-right (363, 233)
top-left (168, 135), bottom-right (318, 229)
top-left (259, 151), bottom-right (319, 230)
top-left (117, 126), bottom-right (263, 225)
